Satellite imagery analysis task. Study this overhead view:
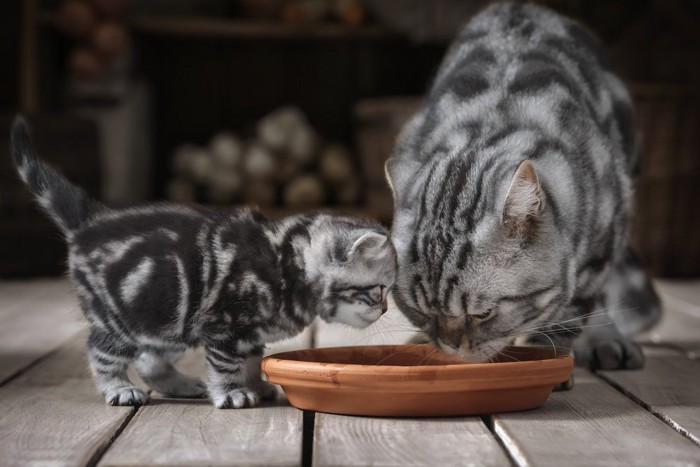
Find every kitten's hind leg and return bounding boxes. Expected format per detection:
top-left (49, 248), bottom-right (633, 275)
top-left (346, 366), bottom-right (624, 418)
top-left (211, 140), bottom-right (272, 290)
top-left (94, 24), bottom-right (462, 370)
top-left (87, 329), bottom-right (147, 406)
top-left (205, 344), bottom-right (276, 409)
top-left (134, 347), bottom-right (207, 398)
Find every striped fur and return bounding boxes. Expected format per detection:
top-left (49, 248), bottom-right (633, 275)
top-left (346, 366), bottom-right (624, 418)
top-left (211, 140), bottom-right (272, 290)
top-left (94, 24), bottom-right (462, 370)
top-left (387, 3), bottom-right (660, 369)
top-left (10, 118), bottom-right (396, 408)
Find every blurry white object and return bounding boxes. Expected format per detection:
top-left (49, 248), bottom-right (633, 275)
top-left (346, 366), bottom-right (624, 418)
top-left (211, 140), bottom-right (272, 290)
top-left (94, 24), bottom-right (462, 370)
top-left (188, 148), bottom-right (214, 183)
top-left (257, 106), bottom-right (318, 164)
top-left (287, 123), bottom-right (318, 164)
top-left (209, 132), bottom-right (242, 168)
top-left (244, 142), bottom-right (277, 179)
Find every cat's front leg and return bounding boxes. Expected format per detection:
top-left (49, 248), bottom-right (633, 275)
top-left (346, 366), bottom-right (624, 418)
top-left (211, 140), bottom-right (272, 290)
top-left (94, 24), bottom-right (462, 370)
top-left (573, 309), bottom-right (644, 370)
top-left (204, 344), bottom-right (275, 409)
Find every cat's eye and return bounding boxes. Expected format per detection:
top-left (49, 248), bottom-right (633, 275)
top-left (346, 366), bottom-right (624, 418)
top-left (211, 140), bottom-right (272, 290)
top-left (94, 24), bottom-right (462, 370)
top-left (472, 309), bottom-right (494, 324)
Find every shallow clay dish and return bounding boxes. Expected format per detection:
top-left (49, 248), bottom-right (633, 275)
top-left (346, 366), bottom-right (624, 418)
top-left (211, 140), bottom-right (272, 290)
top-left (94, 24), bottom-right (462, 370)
top-left (261, 344), bottom-right (573, 417)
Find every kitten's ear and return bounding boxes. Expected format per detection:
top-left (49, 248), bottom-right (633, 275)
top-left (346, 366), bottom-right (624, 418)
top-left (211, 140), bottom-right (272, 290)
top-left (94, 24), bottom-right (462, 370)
top-left (502, 160), bottom-right (543, 237)
top-left (349, 231), bottom-right (389, 260)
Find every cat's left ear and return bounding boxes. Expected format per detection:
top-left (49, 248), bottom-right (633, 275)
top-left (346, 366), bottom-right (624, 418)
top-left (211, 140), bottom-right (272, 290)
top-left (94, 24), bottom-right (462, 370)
top-left (349, 231), bottom-right (389, 260)
top-left (502, 160), bottom-right (543, 237)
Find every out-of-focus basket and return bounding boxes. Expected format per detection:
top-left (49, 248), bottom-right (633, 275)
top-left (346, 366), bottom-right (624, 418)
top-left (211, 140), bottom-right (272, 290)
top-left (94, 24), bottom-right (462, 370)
top-left (630, 84), bottom-right (700, 278)
top-left (355, 88), bottom-right (700, 278)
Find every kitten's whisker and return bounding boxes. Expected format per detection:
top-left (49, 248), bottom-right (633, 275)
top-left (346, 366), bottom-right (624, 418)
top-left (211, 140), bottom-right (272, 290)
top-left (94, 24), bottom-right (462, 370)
top-left (417, 347), bottom-right (440, 365)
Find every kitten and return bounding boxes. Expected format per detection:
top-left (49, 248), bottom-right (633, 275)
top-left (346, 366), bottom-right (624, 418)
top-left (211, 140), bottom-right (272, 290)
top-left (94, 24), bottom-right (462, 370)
top-left (10, 118), bottom-right (397, 408)
top-left (386, 3), bottom-right (660, 370)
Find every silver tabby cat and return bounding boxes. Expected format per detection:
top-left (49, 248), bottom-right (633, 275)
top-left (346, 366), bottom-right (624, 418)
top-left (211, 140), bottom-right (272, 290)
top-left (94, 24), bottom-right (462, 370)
top-left (11, 118), bottom-right (396, 408)
top-left (386, 3), bottom-right (660, 370)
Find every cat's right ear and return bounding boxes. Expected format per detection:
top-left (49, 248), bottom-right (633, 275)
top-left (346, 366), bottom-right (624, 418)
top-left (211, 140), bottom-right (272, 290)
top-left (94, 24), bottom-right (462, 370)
top-left (502, 160), bottom-right (543, 238)
top-left (385, 158), bottom-right (421, 204)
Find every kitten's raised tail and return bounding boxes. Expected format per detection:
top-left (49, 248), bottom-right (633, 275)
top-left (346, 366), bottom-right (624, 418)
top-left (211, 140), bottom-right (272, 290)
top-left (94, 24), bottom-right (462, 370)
top-left (10, 116), bottom-right (105, 236)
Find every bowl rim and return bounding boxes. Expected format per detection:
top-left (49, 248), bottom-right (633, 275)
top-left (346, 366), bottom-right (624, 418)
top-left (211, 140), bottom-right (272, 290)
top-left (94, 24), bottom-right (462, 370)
top-left (261, 344), bottom-right (573, 389)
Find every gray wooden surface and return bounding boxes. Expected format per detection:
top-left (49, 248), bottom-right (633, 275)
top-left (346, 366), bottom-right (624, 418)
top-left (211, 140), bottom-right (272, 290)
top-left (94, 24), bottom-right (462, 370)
top-left (491, 368), bottom-right (700, 466)
top-left (100, 348), bottom-right (304, 467)
top-left (100, 401), bottom-right (303, 467)
top-left (1, 278), bottom-right (700, 466)
top-left (313, 414), bottom-right (509, 467)
top-left (0, 279), bottom-right (84, 384)
top-left (599, 346), bottom-right (700, 445)
top-left (0, 334), bottom-right (136, 467)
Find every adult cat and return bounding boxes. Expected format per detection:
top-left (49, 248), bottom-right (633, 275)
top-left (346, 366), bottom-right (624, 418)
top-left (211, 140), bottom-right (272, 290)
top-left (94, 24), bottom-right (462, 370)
top-left (11, 118), bottom-right (397, 407)
top-left (386, 3), bottom-right (659, 370)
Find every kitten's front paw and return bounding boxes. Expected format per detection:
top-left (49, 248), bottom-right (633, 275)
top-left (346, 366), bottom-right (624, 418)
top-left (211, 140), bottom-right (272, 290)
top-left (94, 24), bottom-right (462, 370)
top-left (575, 337), bottom-right (644, 370)
top-left (211, 387), bottom-right (264, 409)
top-left (105, 387), bottom-right (148, 406)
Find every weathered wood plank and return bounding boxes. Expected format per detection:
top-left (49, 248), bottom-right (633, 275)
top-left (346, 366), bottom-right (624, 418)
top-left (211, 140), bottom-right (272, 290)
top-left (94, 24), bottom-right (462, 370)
top-left (491, 368), bottom-right (700, 466)
top-left (0, 278), bottom-right (65, 305)
top-left (99, 400), bottom-right (302, 467)
top-left (0, 278), bottom-right (85, 384)
top-left (0, 332), bottom-right (139, 467)
top-left (312, 414), bottom-right (509, 467)
top-left (598, 346), bottom-right (700, 446)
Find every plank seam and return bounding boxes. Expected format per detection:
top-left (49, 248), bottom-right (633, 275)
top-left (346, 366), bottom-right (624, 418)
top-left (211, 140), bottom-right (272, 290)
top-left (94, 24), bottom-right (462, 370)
top-left (302, 410), bottom-right (315, 467)
top-left (480, 415), bottom-right (521, 467)
top-left (644, 341), bottom-right (699, 361)
top-left (595, 372), bottom-right (700, 448)
top-left (85, 405), bottom-right (142, 467)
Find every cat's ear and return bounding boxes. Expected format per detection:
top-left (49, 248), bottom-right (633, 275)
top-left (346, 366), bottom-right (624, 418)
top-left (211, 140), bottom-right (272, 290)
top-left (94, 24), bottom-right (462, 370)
top-left (349, 231), bottom-right (389, 260)
top-left (502, 160), bottom-right (543, 237)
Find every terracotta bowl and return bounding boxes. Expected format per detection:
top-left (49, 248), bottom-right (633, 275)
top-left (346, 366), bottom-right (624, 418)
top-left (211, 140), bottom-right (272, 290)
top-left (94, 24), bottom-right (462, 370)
top-left (261, 344), bottom-right (573, 417)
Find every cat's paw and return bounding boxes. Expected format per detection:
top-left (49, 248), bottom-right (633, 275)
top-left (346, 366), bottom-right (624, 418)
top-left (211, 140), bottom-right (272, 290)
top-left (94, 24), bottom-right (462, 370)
top-left (211, 387), bottom-right (264, 409)
top-left (575, 337), bottom-right (644, 370)
top-left (553, 374), bottom-right (575, 391)
top-left (161, 377), bottom-right (208, 398)
top-left (105, 387), bottom-right (148, 406)
top-left (252, 380), bottom-right (278, 401)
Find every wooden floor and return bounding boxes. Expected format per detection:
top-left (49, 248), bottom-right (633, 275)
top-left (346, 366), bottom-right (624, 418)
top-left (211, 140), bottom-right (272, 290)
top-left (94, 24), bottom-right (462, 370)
top-left (0, 279), bottom-right (699, 466)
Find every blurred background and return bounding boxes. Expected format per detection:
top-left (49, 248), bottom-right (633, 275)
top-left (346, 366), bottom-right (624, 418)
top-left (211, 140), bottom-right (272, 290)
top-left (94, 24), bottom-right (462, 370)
top-left (0, 0), bottom-right (698, 278)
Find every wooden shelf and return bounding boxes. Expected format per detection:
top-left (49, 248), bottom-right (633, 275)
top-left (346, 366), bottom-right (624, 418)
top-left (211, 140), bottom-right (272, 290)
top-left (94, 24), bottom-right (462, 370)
top-left (39, 11), bottom-right (399, 40)
top-left (130, 16), bottom-right (398, 39)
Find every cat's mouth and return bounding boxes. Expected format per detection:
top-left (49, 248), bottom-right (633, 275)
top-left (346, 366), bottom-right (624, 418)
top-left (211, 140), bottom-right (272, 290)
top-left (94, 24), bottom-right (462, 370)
top-left (436, 338), bottom-right (508, 363)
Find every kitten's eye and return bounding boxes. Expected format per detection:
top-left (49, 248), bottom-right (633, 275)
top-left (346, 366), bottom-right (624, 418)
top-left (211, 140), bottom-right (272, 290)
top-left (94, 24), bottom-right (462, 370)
top-left (472, 309), bottom-right (494, 324)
